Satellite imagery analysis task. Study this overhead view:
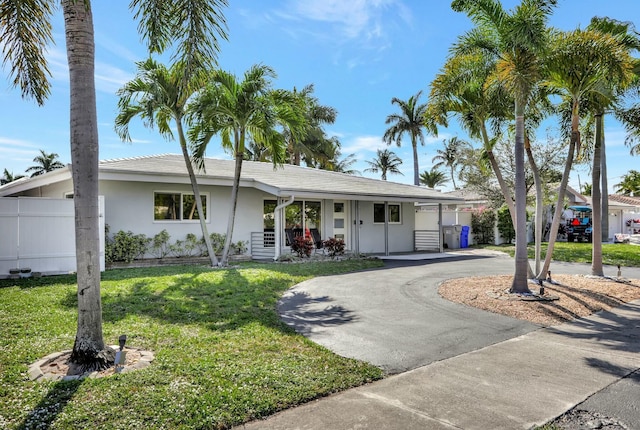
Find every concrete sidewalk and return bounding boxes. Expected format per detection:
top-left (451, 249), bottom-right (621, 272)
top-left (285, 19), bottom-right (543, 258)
top-left (237, 299), bottom-right (640, 429)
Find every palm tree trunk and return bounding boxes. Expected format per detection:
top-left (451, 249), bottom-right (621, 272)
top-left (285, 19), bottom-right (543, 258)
top-left (221, 131), bottom-right (245, 265)
top-left (510, 105), bottom-right (530, 293)
top-left (591, 113), bottom-right (604, 276)
top-left (176, 120), bottom-right (219, 267)
top-left (480, 124), bottom-right (517, 234)
top-left (600, 129), bottom-right (609, 243)
top-left (450, 165), bottom-right (457, 189)
top-left (64, 0), bottom-right (114, 372)
top-left (412, 136), bottom-right (420, 186)
top-left (540, 101), bottom-right (579, 278)
top-left (525, 135), bottom-right (543, 277)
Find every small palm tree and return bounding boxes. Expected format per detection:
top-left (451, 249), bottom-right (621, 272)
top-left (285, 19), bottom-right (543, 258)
top-left (190, 64), bottom-right (306, 265)
top-left (615, 170), bottom-right (640, 195)
top-left (364, 149), bottom-right (403, 180)
top-left (1, 168), bottom-right (25, 185)
top-left (383, 91), bottom-right (432, 185)
top-left (419, 168), bottom-right (447, 188)
top-left (25, 149), bottom-right (65, 177)
top-left (431, 137), bottom-right (470, 189)
top-left (115, 59), bottom-right (219, 267)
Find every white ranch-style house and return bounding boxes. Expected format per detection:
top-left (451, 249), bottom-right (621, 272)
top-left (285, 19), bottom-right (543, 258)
top-left (0, 154), bottom-right (462, 274)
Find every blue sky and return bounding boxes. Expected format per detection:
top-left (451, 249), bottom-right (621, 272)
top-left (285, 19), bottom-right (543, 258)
top-left (1, 0), bottom-right (638, 193)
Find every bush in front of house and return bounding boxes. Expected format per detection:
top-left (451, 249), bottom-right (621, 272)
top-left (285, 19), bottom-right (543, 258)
top-left (105, 229), bottom-right (150, 263)
top-left (291, 236), bottom-right (314, 258)
top-left (323, 237), bottom-right (345, 259)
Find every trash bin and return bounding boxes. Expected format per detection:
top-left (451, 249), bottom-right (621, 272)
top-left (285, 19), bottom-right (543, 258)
top-left (460, 225), bottom-right (470, 248)
top-left (443, 225), bottom-right (461, 249)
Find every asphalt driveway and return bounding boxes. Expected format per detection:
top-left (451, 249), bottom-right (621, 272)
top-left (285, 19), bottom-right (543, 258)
top-left (278, 253), bottom-right (539, 374)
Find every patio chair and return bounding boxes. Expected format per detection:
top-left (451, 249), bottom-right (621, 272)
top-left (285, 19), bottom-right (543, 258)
top-left (309, 228), bottom-right (325, 254)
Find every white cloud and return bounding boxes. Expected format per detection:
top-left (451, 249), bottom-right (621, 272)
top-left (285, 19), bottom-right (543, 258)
top-left (342, 135), bottom-right (387, 155)
top-left (95, 62), bottom-right (133, 94)
top-left (0, 137), bottom-right (38, 148)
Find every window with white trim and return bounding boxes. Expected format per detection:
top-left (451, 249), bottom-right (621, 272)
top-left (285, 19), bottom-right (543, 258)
top-left (373, 203), bottom-right (401, 224)
top-left (154, 192), bottom-right (207, 221)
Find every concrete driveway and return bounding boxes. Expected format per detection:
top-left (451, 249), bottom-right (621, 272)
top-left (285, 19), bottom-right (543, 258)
top-left (277, 252), bottom-right (539, 374)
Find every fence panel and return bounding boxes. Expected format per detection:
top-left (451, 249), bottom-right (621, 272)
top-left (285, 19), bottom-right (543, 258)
top-left (0, 197), bottom-right (104, 277)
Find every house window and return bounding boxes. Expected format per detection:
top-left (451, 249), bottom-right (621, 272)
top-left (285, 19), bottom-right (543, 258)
top-left (154, 192), bottom-right (207, 221)
top-left (374, 203), bottom-right (401, 224)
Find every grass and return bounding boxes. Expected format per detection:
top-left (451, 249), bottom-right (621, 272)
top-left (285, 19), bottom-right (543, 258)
top-left (0, 259), bottom-right (384, 429)
top-left (476, 242), bottom-right (640, 267)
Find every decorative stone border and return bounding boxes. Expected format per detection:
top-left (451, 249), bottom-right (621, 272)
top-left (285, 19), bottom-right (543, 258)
top-left (28, 346), bottom-right (154, 382)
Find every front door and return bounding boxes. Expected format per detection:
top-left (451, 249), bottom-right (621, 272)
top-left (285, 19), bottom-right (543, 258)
top-left (332, 201), bottom-right (350, 249)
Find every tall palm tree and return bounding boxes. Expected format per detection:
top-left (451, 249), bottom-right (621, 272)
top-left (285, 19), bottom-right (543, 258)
top-left (451, 0), bottom-right (557, 292)
top-left (428, 52), bottom-right (516, 220)
top-left (1, 0), bottom-right (227, 372)
top-left (419, 168), bottom-right (447, 188)
top-left (539, 28), bottom-right (633, 278)
top-left (115, 59), bottom-right (219, 267)
top-left (383, 91), bottom-right (432, 186)
top-left (1, 168), bottom-right (25, 185)
top-left (25, 149), bottom-right (65, 177)
top-left (190, 64), bottom-right (305, 265)
top-left (431, 137), bottom-right (470, 189)
top-left (364, 149), bottom-right (404, 180)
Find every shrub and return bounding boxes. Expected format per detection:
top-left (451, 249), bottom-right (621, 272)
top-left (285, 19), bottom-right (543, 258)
top-left (231, 240), bottom-right (248, 255)
top-left (471, 209), bottom-right (496, 245)
top-left (496, 206), bottom-right (515, 244)
top-left (291, 236), bottom-right (314, 258)
top-left (183, 233), bottom-right (200, 256)
top-left (105, 230), bottom-right (150, 263)
top-left (150, 230), bottom-right (171, 258)
top-left (323, 237), bottom-right (345, 259)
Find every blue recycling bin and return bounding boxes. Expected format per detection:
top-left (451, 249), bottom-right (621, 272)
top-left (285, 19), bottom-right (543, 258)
top-left (460, 225), bottom-right (470, 248)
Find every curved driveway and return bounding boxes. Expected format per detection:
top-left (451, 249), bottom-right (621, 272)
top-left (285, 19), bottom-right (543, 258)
top-left (277, 252), bottom-right (640, 374)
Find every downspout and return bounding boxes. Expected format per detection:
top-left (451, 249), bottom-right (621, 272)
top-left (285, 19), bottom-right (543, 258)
top-left (438, 203), bottom-right (444, 253)
top-left (273, 195), bottom-right (295, 260)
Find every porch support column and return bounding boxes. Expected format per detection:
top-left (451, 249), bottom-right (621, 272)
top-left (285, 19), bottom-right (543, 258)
top-left (384, 201), bottom-right (389, 256)
top-left (438, 203), bottom-right (444, 253)
top-left (273, 195), bottom-right (295, 260)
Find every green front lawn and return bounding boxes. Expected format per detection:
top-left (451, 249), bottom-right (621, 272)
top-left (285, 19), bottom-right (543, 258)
top-left (477, 242), bottom-right (640, 267)
top-left (0, 260), bottom-right (384, 429)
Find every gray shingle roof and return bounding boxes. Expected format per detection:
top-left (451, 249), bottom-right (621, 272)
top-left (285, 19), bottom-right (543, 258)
top-left (100, 154), bottom-right (461, 203)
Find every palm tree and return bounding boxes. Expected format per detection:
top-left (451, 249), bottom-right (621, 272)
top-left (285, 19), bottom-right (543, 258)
top-left (431, 137), bottom-right (470, 189)
top-left (364, 149), bottom-right (404, 180)
top-left (115, 59), bottom-right (219, 267)
top-left (615, 170), bottom-right (640, 195)
top-left (419, 168), bottom-right (447, 188)
top-left (1, 168), bottom-right (25, 185)
top-left (1, 0), bottom-right (227, 372)
top-left (25, 149), bottom-right (65, 177)
top-left (383, 91), bottom-right (432, 186)
top-left (190, 64), bottom-right (305, 266)
top-left (451, 0), bottom-right (557, 292)
top-left (539, 28), bottom-right (633, 279)
top-left (285, 84), bottom-right (337, 166)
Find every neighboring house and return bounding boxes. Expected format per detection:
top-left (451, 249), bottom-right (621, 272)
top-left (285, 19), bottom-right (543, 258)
top-left (587, 194), bottom-right (640, 240)
top-left (0, 154), bottom-right (462, 266)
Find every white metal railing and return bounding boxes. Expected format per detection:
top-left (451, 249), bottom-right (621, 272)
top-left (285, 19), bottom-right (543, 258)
top-left (414, 229), bottom-right (440, 252)
top-left (250, 231), bottom-right (276, 259)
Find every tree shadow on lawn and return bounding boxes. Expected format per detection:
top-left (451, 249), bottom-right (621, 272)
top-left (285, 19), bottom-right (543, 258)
top-left (59, 267), bottom-right (355, 334)
top-left (18, 379), bottom-right (82, 430)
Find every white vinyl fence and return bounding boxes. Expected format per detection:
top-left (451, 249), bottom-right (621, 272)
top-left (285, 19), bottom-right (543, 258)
top-left (0, 197), bottom-right (105, 277)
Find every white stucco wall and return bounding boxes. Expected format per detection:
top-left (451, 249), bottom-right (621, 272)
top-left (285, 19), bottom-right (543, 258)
top-left (100, 180), bottom-right (268, 253)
